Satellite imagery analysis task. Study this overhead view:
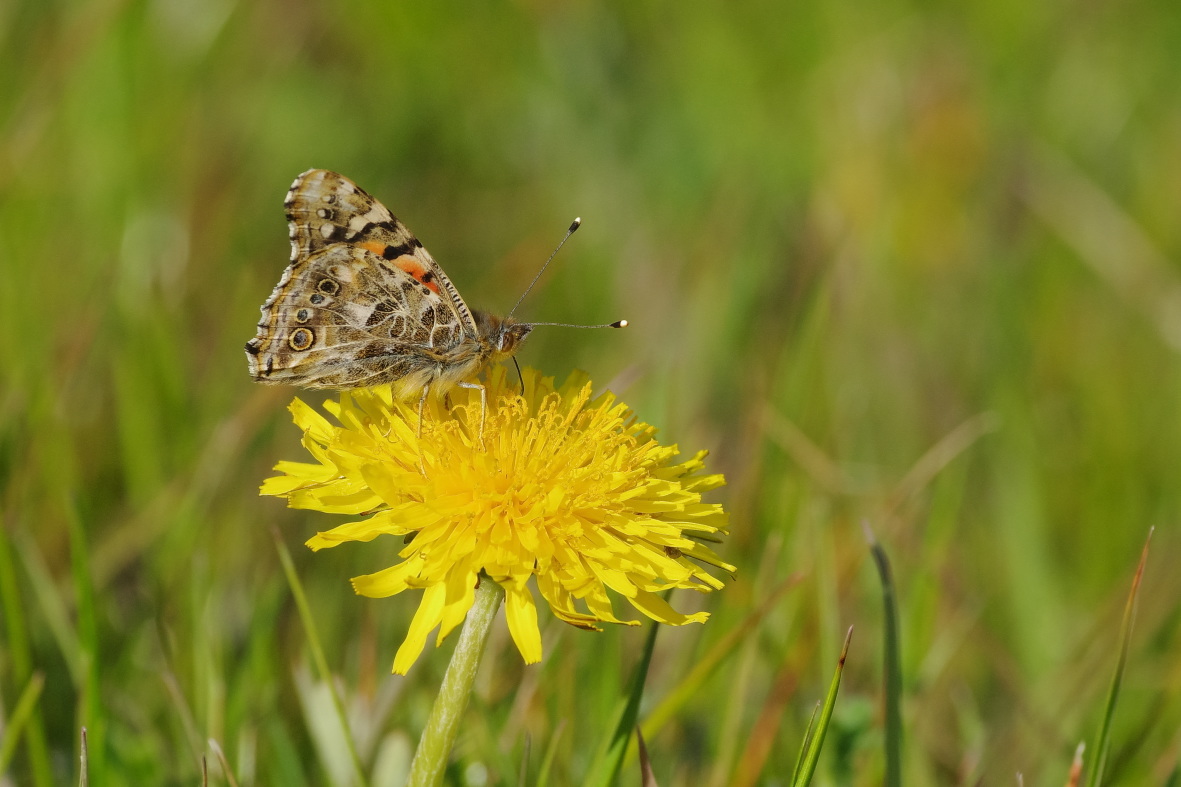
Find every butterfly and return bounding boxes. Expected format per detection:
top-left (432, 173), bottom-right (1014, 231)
top-left (246, 170), bottom-right (546, 408)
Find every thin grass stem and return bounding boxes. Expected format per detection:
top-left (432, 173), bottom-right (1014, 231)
top-left (1087, 528), bottom-right (1153, 787)
top-left (273, 528), bottom-right (369, 787)
top-left (584, 616), bottom-right (661, 787)
top-left (864, 521), bottom-right (903, 787)
top-left (792, 627), bottom-right (852, 786)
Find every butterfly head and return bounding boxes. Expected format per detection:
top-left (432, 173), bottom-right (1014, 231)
top-left (496, 320), bottom-right (534, 357)
top-left (475, 311), bottom-right (534, 361)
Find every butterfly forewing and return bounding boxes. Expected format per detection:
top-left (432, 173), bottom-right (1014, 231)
top-left (282, 169), bottom-right (477, 335)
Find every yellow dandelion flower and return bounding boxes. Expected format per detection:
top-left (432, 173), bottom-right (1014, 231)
top-left (263, 366), bottom-right (734, 674)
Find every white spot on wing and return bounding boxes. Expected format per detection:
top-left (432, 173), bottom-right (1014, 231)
top-left (320, 223), bottom-right (335, 239)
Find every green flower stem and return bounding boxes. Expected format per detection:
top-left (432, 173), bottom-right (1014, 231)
top-left (407, 577), bottom-right (504, 787)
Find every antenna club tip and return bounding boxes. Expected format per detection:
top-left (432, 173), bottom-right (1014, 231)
top-left (568, 217), bottom-right (581, 233)
top-left (612, 319), bottom-right (628, 328)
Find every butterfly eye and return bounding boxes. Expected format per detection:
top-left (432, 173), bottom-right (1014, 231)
top-left (499, 324), bottom-right (533, 353)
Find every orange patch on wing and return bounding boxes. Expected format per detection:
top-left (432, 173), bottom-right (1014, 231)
top-left (359, 241), bottom-right (387, 257)
top-left (394, 256), bottom-right (441, 294)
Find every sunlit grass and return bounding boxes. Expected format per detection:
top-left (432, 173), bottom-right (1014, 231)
top-left (2, 0), bottom-right (1181, 784)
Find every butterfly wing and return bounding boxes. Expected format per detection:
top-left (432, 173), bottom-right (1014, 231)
top-left (247, 170), bottom-right (488, 389)
top-left (246, 243), bottom-right (475, 389)
top-left (281, 169), bottom-right (478, 337)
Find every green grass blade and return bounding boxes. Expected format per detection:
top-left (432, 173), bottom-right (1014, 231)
top-left (0, 526), bottom-right (52, 786)
top-left (863, 522), bottom-right (903, 787)
top-left (0, 671), bottom-right (44, 773)
top-left (1086, 528), bottom-right (1153, 787)
top-left (79, 728), bottom-right (88, 787)
top-left (208, 739), bottom-right (241, 787)
top-left (789, 701), bottom-right (820, 786)
top-left (535, 720), bottom-right (565, 787)
top-left (273, 527), bottom-right (369, 787)
top-left (14, 529), bottom-right (83, 680)
top-left (518, 734), bottom-right (531, 787)
top-left (582, 619), bottom-right (661, 787)
top-left (792, 627), bottom-right (853, 787)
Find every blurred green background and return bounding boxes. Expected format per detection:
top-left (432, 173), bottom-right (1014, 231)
top-left (3, 0), bottom-right (1180, 784)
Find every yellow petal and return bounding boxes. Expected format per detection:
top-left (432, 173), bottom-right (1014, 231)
top-left (305, 509), bottom-right (407, 551)
top-left (288, 397), bottom-right (335, 440)
top-left (351, 555), bottom-right (425, 597)
top-left (502, 577), bottom-right (543, 664)
top-left (629, 588), bottom-right (709, 625)
top-left (392, 583), bottom-right (446, 674)
top-left (436, 570), bottom-right (478, 644)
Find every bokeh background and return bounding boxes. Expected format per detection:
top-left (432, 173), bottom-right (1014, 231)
top-left (3, 1), bottom-right (1181, 784)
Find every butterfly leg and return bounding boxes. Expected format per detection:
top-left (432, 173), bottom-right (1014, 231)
top-left (457, 381), bottom-right (486, 447)
top-left (416, 383), bottom-right (430, 477)
top-left (416, 383), bottom-right (430, 439)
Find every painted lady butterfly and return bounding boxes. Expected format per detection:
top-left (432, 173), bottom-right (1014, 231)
top-left (247, 170), bottom-right (624, 407)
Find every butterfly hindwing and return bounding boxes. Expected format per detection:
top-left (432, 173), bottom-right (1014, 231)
top-left (246, 244), bottom-right (468, 389)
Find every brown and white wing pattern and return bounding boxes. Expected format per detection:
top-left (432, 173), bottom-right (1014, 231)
top-left (246, 244), bottom-right (473, 389)
top-left (246, 170), bottom-right (483, 390)
top-left (279, 169), bottom-right (477, 336)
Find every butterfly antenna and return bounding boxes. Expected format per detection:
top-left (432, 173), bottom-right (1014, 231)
top-left (529, 320), bottom-right (628, 329)
top-left (508, 218), bottom-right (582, 318)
